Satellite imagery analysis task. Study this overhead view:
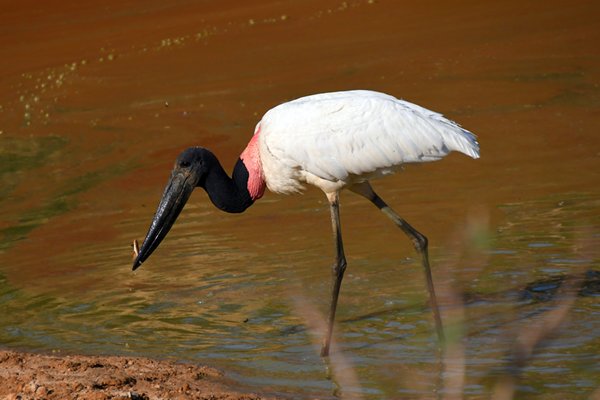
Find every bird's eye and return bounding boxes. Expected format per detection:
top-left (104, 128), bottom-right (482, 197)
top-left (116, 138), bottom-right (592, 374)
top-left (180, 161), bottom-right (191, 168)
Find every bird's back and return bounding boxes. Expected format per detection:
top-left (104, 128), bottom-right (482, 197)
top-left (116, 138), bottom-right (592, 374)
top-left (256, 90), bottom-right (479, 194)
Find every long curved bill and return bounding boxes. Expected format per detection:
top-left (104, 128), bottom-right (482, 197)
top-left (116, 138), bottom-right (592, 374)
top-left (132, 171), bottom-right (196, 270)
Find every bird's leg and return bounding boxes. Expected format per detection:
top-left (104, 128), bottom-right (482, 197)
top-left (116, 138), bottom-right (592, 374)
top-left (350, 182), bottom-right (445, 345)
top-left (321, 191), bottom-right (347, 357)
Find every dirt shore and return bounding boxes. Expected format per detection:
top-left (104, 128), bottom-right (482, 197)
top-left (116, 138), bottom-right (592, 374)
top-left (0, 350), bottom-right (278, 400)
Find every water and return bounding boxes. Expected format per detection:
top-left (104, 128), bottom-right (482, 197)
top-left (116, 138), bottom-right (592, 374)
top-left (1, 1), bottom-right (599, 398)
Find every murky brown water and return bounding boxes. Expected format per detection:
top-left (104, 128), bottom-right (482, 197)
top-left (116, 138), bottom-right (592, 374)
top-left (1, 1), bottom-right (599, 398)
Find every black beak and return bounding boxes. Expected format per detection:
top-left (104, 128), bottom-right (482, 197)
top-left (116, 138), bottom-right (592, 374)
top-left (133, 170), bottom-right (197, 270)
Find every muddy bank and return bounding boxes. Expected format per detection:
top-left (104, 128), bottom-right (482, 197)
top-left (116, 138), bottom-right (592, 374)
top-left (0, 349), bottom-right (278, 400)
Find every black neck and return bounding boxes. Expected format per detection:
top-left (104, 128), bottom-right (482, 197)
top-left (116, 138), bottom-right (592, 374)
top-left (199, 152), bottom-right (254, 213)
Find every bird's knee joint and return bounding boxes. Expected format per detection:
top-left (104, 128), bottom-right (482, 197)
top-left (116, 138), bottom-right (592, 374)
top-left (413, 233), bottom-right (428, 253)
top-left (332, 258), bottom-right (347, 277)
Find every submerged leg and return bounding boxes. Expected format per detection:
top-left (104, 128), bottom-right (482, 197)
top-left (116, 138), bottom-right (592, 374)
top-left (350, 182), bottom-right (445, 345)
top-left (321, 191), bottom-right (347, 357)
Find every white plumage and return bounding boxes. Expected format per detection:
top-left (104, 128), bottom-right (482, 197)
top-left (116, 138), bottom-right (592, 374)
top-left (257, 90), bottom-right (479, 195)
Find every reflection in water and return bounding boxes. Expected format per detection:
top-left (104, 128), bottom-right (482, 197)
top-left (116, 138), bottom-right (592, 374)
top-left (1, 1), bottom-right (599, 398)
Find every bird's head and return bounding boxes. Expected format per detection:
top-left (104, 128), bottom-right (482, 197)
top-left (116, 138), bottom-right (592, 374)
top-left (132, 147), bottom-right (208, 270)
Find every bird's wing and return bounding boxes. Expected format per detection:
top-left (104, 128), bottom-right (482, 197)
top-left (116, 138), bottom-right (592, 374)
top-left (260, 90), bottom-right (479, 183)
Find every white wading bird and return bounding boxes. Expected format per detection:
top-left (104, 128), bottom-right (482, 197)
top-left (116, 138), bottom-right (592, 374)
top-left (132, 90), bottom-right (480, 356)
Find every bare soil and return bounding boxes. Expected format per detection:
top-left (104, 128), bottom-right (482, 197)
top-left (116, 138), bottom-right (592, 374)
top-left (0, 350), bottom-right (278, 400)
